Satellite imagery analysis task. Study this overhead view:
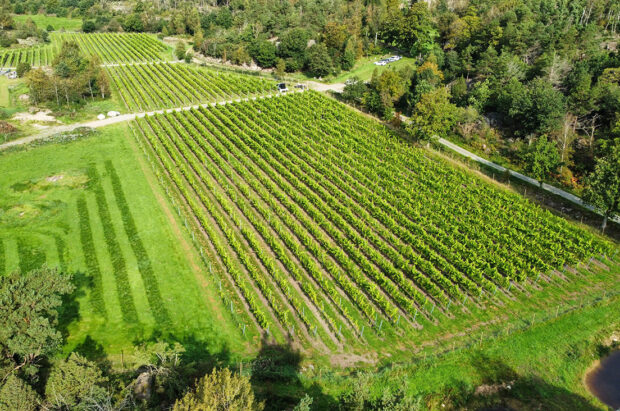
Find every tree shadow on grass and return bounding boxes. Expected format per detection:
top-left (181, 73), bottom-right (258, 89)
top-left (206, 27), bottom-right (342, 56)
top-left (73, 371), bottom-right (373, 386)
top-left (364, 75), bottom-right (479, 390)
top-left (464, 353), bottom-right (601, 411)
top-left (249, 336), bottom-right (336, 410)
top-left (57, 270), bottom-right (87, 340)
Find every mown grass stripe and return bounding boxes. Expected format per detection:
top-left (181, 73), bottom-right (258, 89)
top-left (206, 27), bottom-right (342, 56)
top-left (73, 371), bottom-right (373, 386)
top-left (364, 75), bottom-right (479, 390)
top-left (16, 237), bottom-right (46, 273)
top-left (104, 160), bottom-right (171, 327)
top-left (76, 196), bottom-right (107, 318)
top-left (87, 165), bottom-right (139, 324)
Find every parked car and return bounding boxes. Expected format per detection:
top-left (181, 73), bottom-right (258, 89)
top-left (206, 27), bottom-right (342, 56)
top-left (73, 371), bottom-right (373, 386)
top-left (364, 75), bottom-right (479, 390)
top-left (389, 55), bottom-right (402, 62)
top-left (374, 60), bottom-right (388, 66)
top-left (277, 82), bottom-right (288, 93)
top-left (294, 83), bottom-right (306, 90)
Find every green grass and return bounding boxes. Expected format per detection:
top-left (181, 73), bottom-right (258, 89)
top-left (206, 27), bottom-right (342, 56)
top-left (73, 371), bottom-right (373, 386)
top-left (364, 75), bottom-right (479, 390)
top-left (329, 55), bottom-right (417, 83)
top-left (288, 293), bottom-right (620, 410)
top-left (13, 14), bottom-right (83, 31)
top-left (0, 77), bottom-right (10, 107)
top-left (0, 122), bottom-right (248, 358)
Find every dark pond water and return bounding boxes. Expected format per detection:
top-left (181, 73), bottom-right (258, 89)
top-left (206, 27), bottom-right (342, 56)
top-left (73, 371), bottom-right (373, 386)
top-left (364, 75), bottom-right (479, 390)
top-left (586, 350), bottom-right (620, 409)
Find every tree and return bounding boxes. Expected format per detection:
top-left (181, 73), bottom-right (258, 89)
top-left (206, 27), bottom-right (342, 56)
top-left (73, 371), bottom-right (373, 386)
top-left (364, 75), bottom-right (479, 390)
top-left (0, 374), bottom-right (40, 411)
top-left (505, 78), bottom-right (566, 136)
top-left (342, 77), bottom-right (367, 104)
top-left (250, 40), bottom-right (276, 68)
top-left (520, 135), bottom-right (562, 187)
top-left (173, 368), bottom-right (263, 411)
top-left (175, 42), bottom-right (186, 61)
top-left (274, 58), bottom-right (286, 79)
top-left (306, 43), bottom-right (333, 78)
top-left (397, 2), bottom-right (438, 57)
top-left (0, 268), bottom-right (73, 381)
top-left (122, 13), bottom-right (143, 32)
top-left (450, 76), bottom-right (467, 107)
top-left (44, 353), bottom-right (107, 409)
top-left (184, 51), bottom-right (193, 64)
top-left (15, 62), bottom-right (30, 78)
top-left (407, 87), bottom-right (458, 142)
top-left (82, 20), bottom-right (95, 33)
top-left (278, 28), bottom-right (309, 68)
top-left (25, 69), bottom-right (51, 104)
top-left (583, 145), bottom-right (620, 232)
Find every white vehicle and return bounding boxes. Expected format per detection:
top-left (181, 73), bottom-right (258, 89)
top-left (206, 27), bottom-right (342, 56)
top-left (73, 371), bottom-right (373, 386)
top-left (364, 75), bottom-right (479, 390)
top-left (277, 82), bottom-right (288, 93)
top-left (107, 111), bottom-right (120, 117)
top-left (374, 60), bottom-right (387, 66)
top-left (97, 114), bottom-right (106, 120)
top-left (389, 55), bottom-right (402, 61)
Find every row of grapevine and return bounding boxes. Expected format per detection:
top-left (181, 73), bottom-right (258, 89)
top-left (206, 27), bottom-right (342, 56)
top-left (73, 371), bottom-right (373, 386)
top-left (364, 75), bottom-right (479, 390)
top-left (51, 32), bottom-right (167, 64)
top-left (107, 62), bottom-right (276, 111)
top-left (133, 91), bottom-right (614, 348)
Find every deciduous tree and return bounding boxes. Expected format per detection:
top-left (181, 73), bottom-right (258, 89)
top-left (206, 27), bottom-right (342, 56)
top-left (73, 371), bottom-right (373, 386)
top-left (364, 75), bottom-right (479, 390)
top-left (583, 144), bottom-right (620, 232)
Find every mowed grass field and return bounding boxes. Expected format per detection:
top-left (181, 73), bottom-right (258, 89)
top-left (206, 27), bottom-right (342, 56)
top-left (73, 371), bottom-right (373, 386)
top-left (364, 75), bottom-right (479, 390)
top-left (13, 14), bottom-right (83, 31)
top-left (0, 123), bottom-right (248, 358)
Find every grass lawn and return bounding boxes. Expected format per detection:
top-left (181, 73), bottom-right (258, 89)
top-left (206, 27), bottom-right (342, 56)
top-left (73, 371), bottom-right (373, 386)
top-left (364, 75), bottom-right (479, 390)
top-left (13, 14), bottom-right (83, 31)
top-left (329, 55), bottom-right (417, 83)
top-left (0, 122), bottom-right (249, 361)
top-left (288, 293), bottom-right (620, 410)
top-left (0, 76), bottom-right (9, 107)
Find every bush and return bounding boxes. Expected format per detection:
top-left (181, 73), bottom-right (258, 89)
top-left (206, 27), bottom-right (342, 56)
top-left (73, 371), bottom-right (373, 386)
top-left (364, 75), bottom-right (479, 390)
top-left (173, 368), bottom-right (263, 411)
top-left (82, 20), bottom-right (96, 33)
top-left (16, 62), bottom-right (31, 78)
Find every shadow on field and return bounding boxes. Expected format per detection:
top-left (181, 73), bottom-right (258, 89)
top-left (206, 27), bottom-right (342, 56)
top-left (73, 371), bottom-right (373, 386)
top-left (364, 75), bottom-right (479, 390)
top-left (57, 270), bottom-right (87, 339)
top-left (250, 336), bottom-right (336, 410)
top-left (465, 353), bottom-right (600, 411)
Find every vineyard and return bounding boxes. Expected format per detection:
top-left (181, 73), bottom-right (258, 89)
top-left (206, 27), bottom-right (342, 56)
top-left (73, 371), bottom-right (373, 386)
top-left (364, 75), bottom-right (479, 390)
top-left (52, 32), bottom-right (169, 63)
top-left (108, 63), bottom-right (276, 111)
top-left (133, 90), bottom-right (614, 349)
top-left (0, 43), bottom-right (59, 68)
top-left (0, 33), bottom-right (169, 68)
